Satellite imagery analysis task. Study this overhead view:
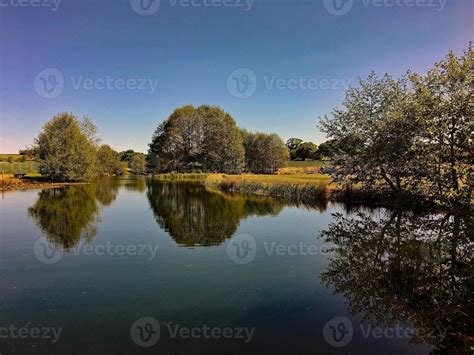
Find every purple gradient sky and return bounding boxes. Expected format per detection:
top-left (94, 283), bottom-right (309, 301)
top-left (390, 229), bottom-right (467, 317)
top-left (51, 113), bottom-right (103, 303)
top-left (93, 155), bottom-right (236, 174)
top-left (0, 0), bottom-right (472, 153)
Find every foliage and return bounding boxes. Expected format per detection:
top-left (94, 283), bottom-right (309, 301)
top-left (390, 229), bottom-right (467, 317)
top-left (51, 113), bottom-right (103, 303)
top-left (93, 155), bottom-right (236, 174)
top-left (34, 113), bottom-right (99, 181)
top-left (148, 105), bottom-right (245, 174)
top-left (97, 144), bottom-right (122, 176)
top-left (286, 138), bottom-right (319, 161)
top-left (319, 45), bottom-right (473, 207)
top-left (285, 138), bottom-right (303, 151)
top-left (242, 129), bottom-right (289, 173)
top-left (317, 139), bottom-right (338, 160)
top-left (129, 154), bottom-right (146, 175)
top-left (410, 46), bottom-right (473, 206)
top-left (320, 210), bottom-right (472, 352)
top-left (147, 181), bottom-right (284, 246)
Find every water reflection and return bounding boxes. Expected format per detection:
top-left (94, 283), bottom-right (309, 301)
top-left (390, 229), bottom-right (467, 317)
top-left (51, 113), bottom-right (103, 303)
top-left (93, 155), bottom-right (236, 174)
top-left (146, 181), bottom-right (285, 246)
top-left (28, 179), bottom-right (121, 250)
top-left (320, 210), bottom-right (473, 353)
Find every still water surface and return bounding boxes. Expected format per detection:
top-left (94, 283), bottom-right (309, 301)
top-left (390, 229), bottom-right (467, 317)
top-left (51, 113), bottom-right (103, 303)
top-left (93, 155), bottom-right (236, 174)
top-left (0, 178), bottom-right (470, 354)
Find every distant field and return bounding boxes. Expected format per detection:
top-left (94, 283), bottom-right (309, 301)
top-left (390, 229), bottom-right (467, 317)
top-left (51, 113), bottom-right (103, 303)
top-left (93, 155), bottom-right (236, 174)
top-left (0, 154), bottom-right (36, 162)
top-left (286, 160), bottom-right (327, 167)
top-left (0, 161), bottom-right (39, 174)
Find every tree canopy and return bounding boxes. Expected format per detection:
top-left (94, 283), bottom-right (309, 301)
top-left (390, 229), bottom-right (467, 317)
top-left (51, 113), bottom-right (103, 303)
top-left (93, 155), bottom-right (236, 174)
top-left (35, 113), bottom-right (99, 181)
top-left (320, 45), bottom-right (473, 206)
top-left (148, 105), bottom-right (287, 174)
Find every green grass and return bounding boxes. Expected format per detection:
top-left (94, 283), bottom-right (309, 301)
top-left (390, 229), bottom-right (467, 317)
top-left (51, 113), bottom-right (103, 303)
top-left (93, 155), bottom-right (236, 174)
top-left (0, 161), bottom-right (39, 174)
top-left (286, 160), bottom-right (327, 167)
top-left (0, 154), bottom-right (36, 162)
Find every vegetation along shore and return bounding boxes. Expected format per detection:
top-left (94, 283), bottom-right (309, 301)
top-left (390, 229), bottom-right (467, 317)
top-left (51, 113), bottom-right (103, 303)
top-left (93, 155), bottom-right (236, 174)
top-left (2, 46), bottom-right (472, 212)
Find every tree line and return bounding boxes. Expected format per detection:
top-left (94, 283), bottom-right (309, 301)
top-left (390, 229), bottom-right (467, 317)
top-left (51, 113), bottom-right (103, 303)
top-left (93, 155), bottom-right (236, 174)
top-left (30, 113), bottom-right (146, 181)
top-left (147, 104), bottom-right (288, 174)
top-left (320, 45), bottom-right (472, 207)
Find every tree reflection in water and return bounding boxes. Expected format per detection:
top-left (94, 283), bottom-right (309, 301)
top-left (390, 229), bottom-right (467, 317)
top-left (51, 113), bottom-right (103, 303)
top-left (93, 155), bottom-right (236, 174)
top-left (319, 210), bottom-right (473, 353)
top-left (28, 179), bottom-right (121, 250)
top-left (147, 181), bottom-right (285, 246)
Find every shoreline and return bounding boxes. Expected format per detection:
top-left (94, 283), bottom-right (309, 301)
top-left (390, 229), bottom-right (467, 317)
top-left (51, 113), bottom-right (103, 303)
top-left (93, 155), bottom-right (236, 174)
top-left (0, 176), bottom-right (90, 192)
top-left (152, 173), bottom-right (440, 212)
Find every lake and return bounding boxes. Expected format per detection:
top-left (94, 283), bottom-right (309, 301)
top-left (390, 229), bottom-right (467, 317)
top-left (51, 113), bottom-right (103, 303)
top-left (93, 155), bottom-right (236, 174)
top-left (0, 178), bottom-right (470, 354)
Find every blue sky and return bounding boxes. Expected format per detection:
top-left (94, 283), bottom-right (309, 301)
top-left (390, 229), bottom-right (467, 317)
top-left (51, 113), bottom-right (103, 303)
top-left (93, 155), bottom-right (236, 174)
top-left (0, 0), bottom-right (472, 153)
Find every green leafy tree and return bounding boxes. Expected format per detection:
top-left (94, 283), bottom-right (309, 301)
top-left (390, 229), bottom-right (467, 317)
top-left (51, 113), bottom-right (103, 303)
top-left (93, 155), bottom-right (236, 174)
top-left (294, 142), bottom-right (318, 161)
top-left (410, 45), bottom-right (473, 205)
top-left (320, 73), bottom-right (420, 195)
top-left (97, 144), bottom-right (122, 175)
top-left (119, 149), bottom-right (137, 162)
top-left (242, 130), bottom-right (289, 173)
top-left (34, 113), bottom-right (99, 181)
top-left (130, 154), bottom-right (146, 175)
top-left (285, 138), bottom-right (303, 151)
top-left (317, 139), bottom-right (338, 160)
top-left (148, 105), bottom-right (244, 174)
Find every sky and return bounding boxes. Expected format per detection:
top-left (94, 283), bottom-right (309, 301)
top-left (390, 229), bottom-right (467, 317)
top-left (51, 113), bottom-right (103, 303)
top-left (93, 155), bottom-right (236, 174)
top-left (0, 0), bottom-right (472, 153)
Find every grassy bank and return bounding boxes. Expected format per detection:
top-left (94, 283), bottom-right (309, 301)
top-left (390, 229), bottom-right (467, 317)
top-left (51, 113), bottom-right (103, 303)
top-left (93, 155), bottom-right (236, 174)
top-left (154, 172), bottom-right (340, 205)
top-left (0, 174), bottom-right (88, 191)
top-left (153, 172), bottom-right (402, 207)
